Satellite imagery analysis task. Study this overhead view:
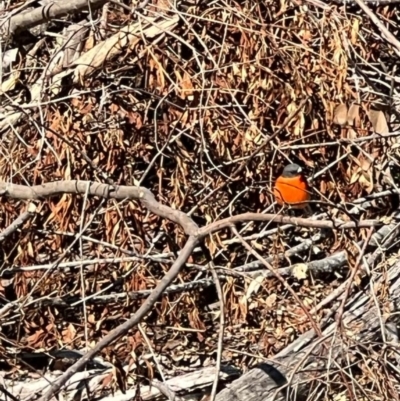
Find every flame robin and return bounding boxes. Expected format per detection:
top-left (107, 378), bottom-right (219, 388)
top-left (273, 163), bottom-right (311, 209)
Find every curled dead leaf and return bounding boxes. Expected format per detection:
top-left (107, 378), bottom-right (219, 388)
top-left (0, 70), bottom-right (20, 95)
top-left (368, 109), bottom-right (389, 134)
top-left (333, 103), bottom-right (348, 126)
top-left (245, 275), bottom-right (264, 299)
top-left (358, 171), bottom-right (374, 194)
top-left (177, 71), bottom-right (194, 101)
top-left (347, 103), bottom-right (360, 126)
top-left (265, 293), bottom-right (277, 308)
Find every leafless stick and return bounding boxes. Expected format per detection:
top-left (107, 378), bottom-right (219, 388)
top-left (245, 249), bottom-right (347, 279)
top-left (138, 324), bottom-right (176, 401)
top-left (210, 264), bottom-right (225, 401)
top-left (309, 280), bottom-right (349, 315)
top-left (6, 256), bottom-right (172, 273)
top-left (0, 181), bottom-right (199, 234)
top-left (0, 384), bottom-right (19, 401)
top-left (230, 226), bottom-right (323, 338)
top-left (149, 380), bottom-right (180, 401)
top-left (199, 212), bottom-right (380, 235)
top-left (352, 0), bottom-right (400, 55)
top-left (0, 302), bottom-right (15, 319)
top-left (0, 181), bottom-right (382, 234)
top-left (335, 228), bottom-right (374, 326)
top-left (0, 203), bottom-right (36, 242)
top-left (38, 236), bottom-right (198, 401)
top-left (1, 0), bottom-right (109, 37)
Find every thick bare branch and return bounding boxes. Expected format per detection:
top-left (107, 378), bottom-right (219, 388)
top-left (1, 0), bottom-right (108, 37)
top-left (0, 181), bottom-right (199, 236)
top-left (0, 181), bottom-right (381, 235)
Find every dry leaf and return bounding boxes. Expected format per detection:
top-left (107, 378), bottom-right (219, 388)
top-left (346, 128), bottom-right (357, 139)
top-left (380, 216), bottom-right (392, 224)
top-left (238, 295), bottom-right (248, 318)
top-left (349, 170), bottom-right (361, 185)
top-left (63, 24), bottom-right (88, 67)
top-left (334, 392), bottom-right (348, 401)
top-left (0, 70), bottom-right (20, 95)
top-left (101, 372), bottom-right (113, 389)
top-left (351, 18), bottom-right (360, 45)
top-left (292, 263), bottom-right (308, 280)
top-left (333, 103), bottom-right (348, 126)
top-left (177, 70), bottom-right (194, 100)
top-left (2, 48), bottom-right (18, 70)
top-left (73, 16), bottom-right (179, 83)
top-left (347, 103), bottom-right (360, 126)
top-left (368, 109), bottom-right (389, 134)
top-left (265, 293), bottom-right (277, 308)
top-left (359, 172), bottom-right (374, 193)
top-left (293, 112), bottom-right (305, 136)
top-left (245, 275), bottom-right (264, 299)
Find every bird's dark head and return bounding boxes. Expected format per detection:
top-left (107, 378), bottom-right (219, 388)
top-left (281, 163), bottom-right (302, 178)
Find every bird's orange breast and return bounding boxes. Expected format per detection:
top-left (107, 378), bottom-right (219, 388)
top-left (273, 175), bottom-right (310, 208)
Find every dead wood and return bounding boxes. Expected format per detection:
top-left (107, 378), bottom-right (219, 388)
top-left (0, 177), bottom-right (390, 401)
top-left (0, 364), bottom-right (240, 401)
top-left (1, 1), bottom-right (400, 401)
top-left (1, 0), bottom-right (108, 37)
top-left (215, 258), bottom-right (400, 401)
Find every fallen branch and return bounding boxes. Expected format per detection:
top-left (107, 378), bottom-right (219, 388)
top-left (0, 203), bottom-right (36, 242)
top-left (0, 177), bottom-right (388, 401)
top-left (1, 0), bottom-right (108, 37)
top-left (0, 181), bottom-right (383, 233)
top-left (215, 232), bottom-right (400, 401)
top-left (36, 278), bottom-right (215, 306)
top-left (1, 363), bottom-right (240, 401)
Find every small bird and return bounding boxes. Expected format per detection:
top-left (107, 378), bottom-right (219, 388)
top-left (273, 163), bottom-right (311, 209)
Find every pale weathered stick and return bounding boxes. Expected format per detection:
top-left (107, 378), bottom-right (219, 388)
top-left (352, 0), bottom-right (400, 55)
top-left (0, 181), bottom-right (382, 232)
top-left (38, 236), bottom-right (198, 401)
top-left (0, 203), bottom-right (36, 242)
top-left (1, 0), bottom-right (108, 36)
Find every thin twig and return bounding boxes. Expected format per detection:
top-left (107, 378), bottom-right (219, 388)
top-left (230, 226), bottom-right (323, 337)
top-left (38, 236), bottom-right (198, 401)
top-left (352, 0), bottom-right (400, 56)
top-left (335, 227), bottom-right (375, 326)
top-left (210, 263), bottom-right (225, 401)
